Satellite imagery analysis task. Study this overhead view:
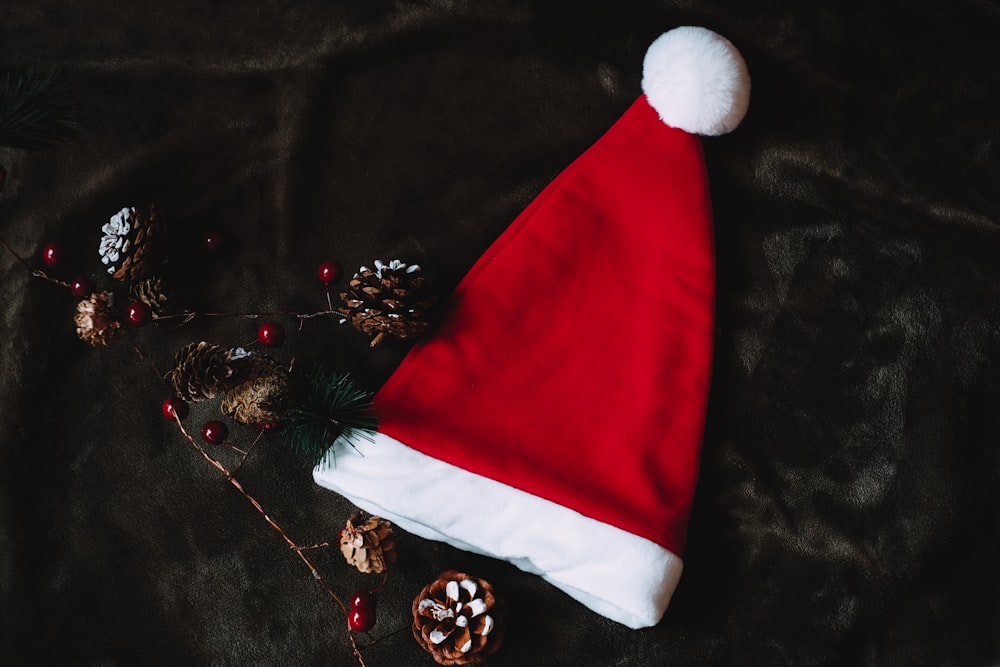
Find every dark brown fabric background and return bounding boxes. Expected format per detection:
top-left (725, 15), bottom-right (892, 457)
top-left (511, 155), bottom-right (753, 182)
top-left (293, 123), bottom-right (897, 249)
top-left (3, 1), bottom-right (1000, 665)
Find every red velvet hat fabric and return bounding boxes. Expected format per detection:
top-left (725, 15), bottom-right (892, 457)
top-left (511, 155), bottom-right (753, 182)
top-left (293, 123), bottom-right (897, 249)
top-left (375, 94), bottom-right (715, 557)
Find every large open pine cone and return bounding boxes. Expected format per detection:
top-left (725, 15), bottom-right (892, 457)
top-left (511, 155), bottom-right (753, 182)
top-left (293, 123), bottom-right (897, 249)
top-left (338, 259), bottom-right (435, 347)
top-left (412, 571), bottom-right (505, 665)
top-left (340, 514), bottom-right (397, 574)
top-left (220, 361), bottom-right (290, 425)
top-left (167, 341), bottom-right (243, 401)
top-left (98, 204), bottom-right (163, 281)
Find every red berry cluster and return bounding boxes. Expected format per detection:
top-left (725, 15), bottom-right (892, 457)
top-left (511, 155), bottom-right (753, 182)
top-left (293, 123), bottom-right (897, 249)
top-left (348, 589), bottom-right (377, 632)
top-left (41, 241), bottom-right (155, 327)
top-left (30, 227), bottom-right (386, 658)
top-left (150, 259), bottom-right (346, 443)
top-left (43, 242), bottom-right (97, 302)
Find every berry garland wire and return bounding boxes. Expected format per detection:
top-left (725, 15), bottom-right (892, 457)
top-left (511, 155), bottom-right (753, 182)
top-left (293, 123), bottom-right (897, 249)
top-left (0, 230), bottom-right (391, 667)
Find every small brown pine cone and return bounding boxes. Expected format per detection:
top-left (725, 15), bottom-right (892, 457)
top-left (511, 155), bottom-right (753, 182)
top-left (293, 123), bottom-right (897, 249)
top-left (167, 341), bottom-right (242, 401)
top-left (132, 276), bottom-right (171, 316)
top-left (220, 364), bottom-right (290, 425)
top-left (340, 514), bottom-right (397, 574)
top-left (74, 291), bottom-right (121, 346)
top-left (338, 259), bottom-right (435, 347)
top-left (413, 571), bottom-right (504, 665)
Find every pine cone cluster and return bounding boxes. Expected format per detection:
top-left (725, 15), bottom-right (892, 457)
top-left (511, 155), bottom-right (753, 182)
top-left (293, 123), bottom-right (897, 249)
top-left (74, 291), bottom-right (120, 346)
top-left (221, 361), bottom-right (290, 425)
top-left (413, 571), bottom-right (504, 665)
top-left (340, 514), bottom-right (397, 574)
top-left (99, 204), bottom-right (163, 281)
top-left (338, 259), bottom-right (435, 347)
top-left (167, 341), bottom-right (243, 401)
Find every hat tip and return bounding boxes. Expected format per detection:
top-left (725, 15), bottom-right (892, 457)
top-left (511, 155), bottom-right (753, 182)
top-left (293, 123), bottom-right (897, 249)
top-left (641, 26), bottom-right (751, 136)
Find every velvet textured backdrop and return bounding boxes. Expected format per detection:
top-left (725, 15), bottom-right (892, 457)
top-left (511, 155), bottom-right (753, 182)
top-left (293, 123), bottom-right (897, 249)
top-left (2, 1), bottom-right (1000, 665)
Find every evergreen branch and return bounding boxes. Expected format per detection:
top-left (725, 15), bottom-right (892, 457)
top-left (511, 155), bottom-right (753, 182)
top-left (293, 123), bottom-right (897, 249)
top-left (0, 66), bottom-right (78, 149)
top-left (284, 366), bottom-right (377, 468)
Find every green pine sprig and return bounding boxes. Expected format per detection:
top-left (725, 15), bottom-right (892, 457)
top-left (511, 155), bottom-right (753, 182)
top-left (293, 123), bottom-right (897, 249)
top-left (0, 66), bottom-right (78, 149)
top-left (283, 366), bottom-right (378, 469)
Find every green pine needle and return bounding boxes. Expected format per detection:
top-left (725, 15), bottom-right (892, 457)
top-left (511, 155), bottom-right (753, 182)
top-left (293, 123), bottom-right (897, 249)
top-left (0, 66), bottom-right (78, 149)
top-left (283, 366), bottom-right (378, 469)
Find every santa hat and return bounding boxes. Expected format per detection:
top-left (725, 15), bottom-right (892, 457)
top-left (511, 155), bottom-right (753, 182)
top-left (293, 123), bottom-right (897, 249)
top-left (315, 26), bottom-right (750, 629)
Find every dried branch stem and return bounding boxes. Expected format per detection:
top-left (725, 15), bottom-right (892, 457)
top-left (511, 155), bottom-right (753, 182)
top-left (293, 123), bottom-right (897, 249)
top-left (7, 242), bottom-right (378, 666)
top-left (170, 414), bottom-right (368, 667)
top-left (154, 309), bottom-right (341, 322)
top-left (0, 233), bottom-right (69, 288)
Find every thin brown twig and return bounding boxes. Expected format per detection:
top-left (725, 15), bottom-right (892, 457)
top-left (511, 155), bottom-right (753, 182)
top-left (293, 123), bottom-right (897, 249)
top-left (232, 428), bottom-right (265, 474)
top-left (220, 440), bottom-right (248, 457)
top-left (355, 624), bottom-right (412, 650)
top-left (131, 341), bottom-right (174, 394)
top-left (287, 317), bottom-right (306, 373)
top-left (0, 233), bottom-right (70, 288)
top-left (8, 247), bottom-right (379, 666)
top-left (154, 309), bottom-right (341, 322)
top-left (170, 413), bottom-right (368, 667)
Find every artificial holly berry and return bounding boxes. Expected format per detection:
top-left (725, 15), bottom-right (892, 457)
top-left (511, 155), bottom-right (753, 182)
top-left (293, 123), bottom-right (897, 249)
top-left (257, 321), bottom-right (285, 347)
top-left (350, 589), bottom-right (376, 611)
top-left (348, 605), bottom-right (376, 632)
top-left (42, 242), bottom-right (64, 268)
top-left (200, 420), bottom-right (229, 445)
top-left (318, 260), bottom-right (343, 285)
top-left (347, 588), bottom-right (377, 631)
top-left (162, 396), bottom-right (190, 421)
top-left (203, 229), bottom-right (225, 253)
top-left (69, 276), bottom-right (95, 299)
top-left (126, 300), bottom-right (152, 326)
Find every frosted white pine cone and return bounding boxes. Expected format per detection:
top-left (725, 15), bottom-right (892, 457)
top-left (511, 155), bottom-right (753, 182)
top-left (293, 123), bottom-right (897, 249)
top-left (412, 571), bottom-right (504, 665)
top-left (98, 207), bottom-right (132, 275)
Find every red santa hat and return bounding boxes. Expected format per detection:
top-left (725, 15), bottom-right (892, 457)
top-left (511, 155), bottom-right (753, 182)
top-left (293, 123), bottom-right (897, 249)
top-left (315, 26), bottom-right (750, 629)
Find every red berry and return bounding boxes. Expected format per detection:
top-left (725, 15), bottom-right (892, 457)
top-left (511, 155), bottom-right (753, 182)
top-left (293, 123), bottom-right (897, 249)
top-left (162, 396), bottom-right (190, 421)
top-left (317, 260), bottom-right (343, 285)
top-left (349, 589), bottom-right (376, 611)
top-left (200, 420), bottom-right (229, 445)
top-left (257, 321), bottom-right (285, 347)
top-left (126, 300), bottom-right (152, 326)
top-left (69, 276), bottom-right (95, 299)
top-left (42, 242), bottom-right (64, 268)
top-left (348, 606), bottom-right (376, 632)
top-left (203, 229), bottom-right (225, 253)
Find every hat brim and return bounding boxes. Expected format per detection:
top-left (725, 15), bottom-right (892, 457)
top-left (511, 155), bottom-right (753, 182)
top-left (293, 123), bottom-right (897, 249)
top-left (314, 431), bottom-right (683, 629)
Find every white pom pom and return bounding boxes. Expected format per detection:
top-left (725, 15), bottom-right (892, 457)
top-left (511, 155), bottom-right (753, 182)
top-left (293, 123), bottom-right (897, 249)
top-left (641, 26), bottom-right (750, 136)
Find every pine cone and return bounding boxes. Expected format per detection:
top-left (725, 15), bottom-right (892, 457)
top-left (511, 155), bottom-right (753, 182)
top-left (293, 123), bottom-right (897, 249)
top-left (132, 276), bottom-right (171, 316)
top-left (340, 514), bottom-right (397, 574)
top-left (167, 341), bottom-right (243, 401)
top-left (338, 259), bottom-right (435, 347)
top-left (98, 204), bottom-right (163, 281)
top-left (221, 362), bottom-right (290, 425)
top-left (74, 291), bottom-right (121, 346)
top-left (413, 571), bottom-right (505, 665)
